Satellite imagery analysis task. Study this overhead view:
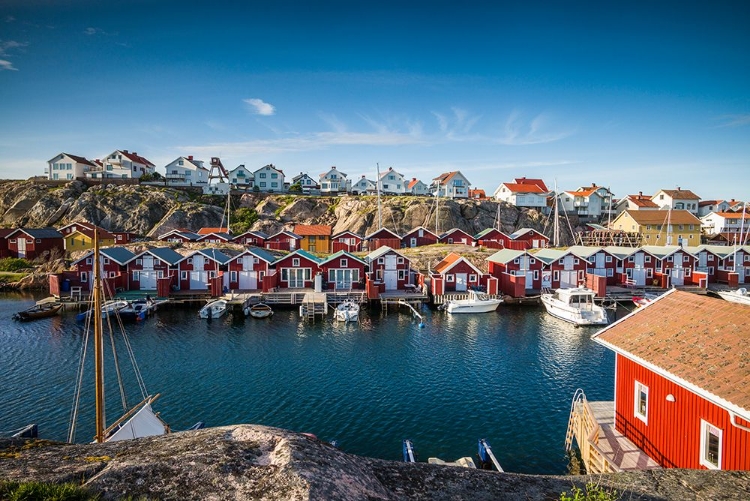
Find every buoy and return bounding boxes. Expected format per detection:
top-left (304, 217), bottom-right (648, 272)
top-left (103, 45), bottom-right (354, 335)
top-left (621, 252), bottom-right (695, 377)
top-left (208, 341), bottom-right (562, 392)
top-left (419, 322), bottom-right (425, 329)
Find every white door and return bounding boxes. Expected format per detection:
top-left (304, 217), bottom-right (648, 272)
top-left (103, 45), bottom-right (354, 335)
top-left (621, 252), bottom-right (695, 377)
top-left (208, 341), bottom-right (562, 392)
top-left (410, 237), bottom-right (417, 248)
top-left (190, 271), bottom-right (206, 289)
top-left (288, 269), bottom-right (305, 288)
top-left (593, 253), bottom-right (606, 277)
top-left (385, 254), bottom-right (397, 270)
top-left (384, 270), bottom-right (398, 290)
top-left (140, 271), bottom-right (157, 290)
top-left (17, 238), bottom-right (26, 258)
top-left (239, 271), bottom-right (257, 289)
top-left (142, 255), bottom-right (154, 270)
top-left (671, 265), bottom-right (685, 286)
top-left (559, 270), bottom-right (577, 288)
top-left (455, 273), bottom-right (468, 291)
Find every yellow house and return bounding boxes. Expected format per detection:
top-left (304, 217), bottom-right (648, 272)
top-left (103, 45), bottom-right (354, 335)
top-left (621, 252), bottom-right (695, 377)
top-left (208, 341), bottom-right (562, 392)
top-left (610, 210), bottom-right (702, 246)
top-left (65, 228), bottom-right (116, 252)
top-left (293, 224), bottom-right (332, 254)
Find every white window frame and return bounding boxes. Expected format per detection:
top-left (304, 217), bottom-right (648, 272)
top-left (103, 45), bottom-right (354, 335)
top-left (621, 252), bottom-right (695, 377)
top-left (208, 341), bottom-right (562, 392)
top-left (446, 274), bottom-right (454, 282)
top-left (553, 270), bottom-right (560, 282)
top-left (293, 258), bottom-right (300, 267)
top-left (397, 257), bottom-right (405, 264)
top-left (634, 381), bottom-right (649, 424)
top-left (80, 272), bottom-right (88, 283)
top-left (340, 258), bottom-right (348, 267)
top-left (699, 420), bottom-right (722, 470)
top-left (133, 271), bottom-right (140, 281)
top-left (181, 271), bottom-right (188, 280)
top-left (605, 255), bottom-right (612, 263)
top-left (469, 274), bottom-right (477, 282)
top-left (398, 269), bottom-right (406, 280)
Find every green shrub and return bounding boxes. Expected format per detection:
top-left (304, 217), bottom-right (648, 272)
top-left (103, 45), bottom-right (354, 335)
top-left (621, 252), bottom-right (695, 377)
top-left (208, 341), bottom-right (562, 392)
top-left (231, 207), bottom-right (259, 234)
top-left (0, 258), bottom-right (32, 272)
top-left (560, 483), bottom-right (620, 501)
top-left (0, 480), bottom-right (98, 500)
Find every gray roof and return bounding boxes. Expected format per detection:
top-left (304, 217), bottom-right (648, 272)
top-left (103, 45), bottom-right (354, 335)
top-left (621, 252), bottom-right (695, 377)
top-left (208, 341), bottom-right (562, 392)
top-left (246, 246), bottom-right (277, 263)
top-left (197, 248), bottom-right (232, 265)
top-left (143, 247), bottom-right (184, 265)
top-left (101, 247), bottom-right (137, 265)
top-left (9, 227), bottom-right (63, 239)
top-left (486, 248), bottom-right (527, 264)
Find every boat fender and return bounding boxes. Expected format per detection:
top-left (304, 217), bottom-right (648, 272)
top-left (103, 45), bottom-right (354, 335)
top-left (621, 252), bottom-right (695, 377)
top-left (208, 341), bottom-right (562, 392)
top-left (419, 322), bottom-right (425, 329)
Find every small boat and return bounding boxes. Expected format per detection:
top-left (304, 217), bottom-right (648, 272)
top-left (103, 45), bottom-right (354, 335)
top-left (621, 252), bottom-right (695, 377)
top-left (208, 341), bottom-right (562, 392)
top-left (716, 287), bottom-right (750, 306)
top-left (333, 300), bottom-right (360, 322)
top-left (199, 299), bottom-right (228, 319)
top-left (540, 287), bottom-right (609, 326)
top-left (428, 456), bottom-right (477, 468)
top-left (13, 302), bottom-right (62, 321)
top-left (444, 290), bottom-right (502, 314)
top-left (119, 299), bottom-right (153, 321)
top-left (632, 292), bottom-right (659, 308)
top-left (247, 303), bottom-right (273, 319)
top-left (76, 299), bottom-right (129, 322)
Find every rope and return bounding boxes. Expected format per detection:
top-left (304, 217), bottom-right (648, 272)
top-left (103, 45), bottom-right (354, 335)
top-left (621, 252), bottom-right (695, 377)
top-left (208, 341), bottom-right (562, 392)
top-left (67, 300), bottom-right (93, 444)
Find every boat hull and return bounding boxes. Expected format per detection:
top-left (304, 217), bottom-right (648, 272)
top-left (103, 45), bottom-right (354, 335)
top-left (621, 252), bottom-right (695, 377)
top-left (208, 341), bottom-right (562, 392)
top-left (540, 295), bottom-right (608, 326)
top-left (446, 300), bottom-right (501, 314)
top-left (717, 289), bottom-right (750, 306)
top-left (334, 301), bottom-right (360, 322)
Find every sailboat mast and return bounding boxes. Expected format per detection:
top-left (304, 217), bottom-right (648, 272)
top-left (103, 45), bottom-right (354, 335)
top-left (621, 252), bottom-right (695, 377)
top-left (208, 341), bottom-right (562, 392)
top-left (553, 182), bottom-right (560, 248)
top-left (376, 163), bottom-right (382, 229)
top-left (93, 229), bottom-right (105, 443)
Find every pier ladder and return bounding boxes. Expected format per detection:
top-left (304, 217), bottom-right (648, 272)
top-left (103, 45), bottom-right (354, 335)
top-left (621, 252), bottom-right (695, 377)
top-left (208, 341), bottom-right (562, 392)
top-left (478, 439), bottom-right (503, 472)
top-left (565, 388), bottom-right (587, 452)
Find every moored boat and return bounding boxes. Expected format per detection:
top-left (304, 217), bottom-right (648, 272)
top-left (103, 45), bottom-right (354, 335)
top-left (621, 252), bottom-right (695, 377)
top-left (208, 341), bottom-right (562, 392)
top-left (716, 287), bottom-right (750, 306)
top-left (444, 290), bottom-right (502, 314)
top-left (333, 300), bottom-right (360, 322)
top-left (632, 292), bottom-right (660, 308)
top-left (540, 287), bottom-right (609, 326)
top-left (75, 299), bottom-right (129, 321)
top-left (247, 303), bottom-right (273, 319)
top-left (199, 299), bottom-right (228, 319)
top-left (13, 302), bottom-right (62, 321)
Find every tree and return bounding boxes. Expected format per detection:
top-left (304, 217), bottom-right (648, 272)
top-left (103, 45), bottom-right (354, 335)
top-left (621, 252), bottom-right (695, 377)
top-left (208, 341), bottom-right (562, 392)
top-left (231, 207), bottom-right (260, 234)
top-left (288, 183), bottom-right (302, 193)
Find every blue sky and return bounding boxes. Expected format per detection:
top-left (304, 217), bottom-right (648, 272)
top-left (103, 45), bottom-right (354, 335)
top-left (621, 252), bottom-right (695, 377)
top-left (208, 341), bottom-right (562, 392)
top-left (1, 0), bottom-right (748, 201)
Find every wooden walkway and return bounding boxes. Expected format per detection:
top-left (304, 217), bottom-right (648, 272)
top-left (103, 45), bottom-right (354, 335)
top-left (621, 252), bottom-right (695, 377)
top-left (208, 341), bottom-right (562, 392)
top-left (566, 392), bottom-right (660, 473)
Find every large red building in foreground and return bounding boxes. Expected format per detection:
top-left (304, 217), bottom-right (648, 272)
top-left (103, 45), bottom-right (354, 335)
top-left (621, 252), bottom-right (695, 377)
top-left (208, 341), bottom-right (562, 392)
top-left (592, 290), bottom-right (750, 470)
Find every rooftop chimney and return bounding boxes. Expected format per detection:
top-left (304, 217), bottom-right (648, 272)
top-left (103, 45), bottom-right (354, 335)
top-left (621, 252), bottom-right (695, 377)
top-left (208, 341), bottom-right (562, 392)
top-left (638, 191), bottom-right (643, 197)
top-left (188, 155), bottom-right (193, 161)
top-left (677, 186), bottom-right (681, 191)
top-left (592, 183), bottom-right (596, 187)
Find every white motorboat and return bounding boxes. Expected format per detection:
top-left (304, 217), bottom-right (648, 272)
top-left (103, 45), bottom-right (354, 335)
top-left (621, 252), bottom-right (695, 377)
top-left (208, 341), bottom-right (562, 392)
top-left (716, 287), bottom-right (750, 306)
top-left (246, 303), bottom-right (273, 318)
top-left (199, 299), bottom-right (228, 319)
top-left (102, 299), bottom-right (129, 317)
top-left (445, 290), bottom-right (502, 314)
top-left (632, 292), bottom-right (660, 308)
top-left (540, 287), bottom-right (609, 326)
top-left (334, 300), bottom-right (360, 322)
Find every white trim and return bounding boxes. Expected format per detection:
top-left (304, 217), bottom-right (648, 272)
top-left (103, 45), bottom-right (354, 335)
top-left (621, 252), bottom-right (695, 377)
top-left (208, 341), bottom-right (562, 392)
top-left (699, 419), bottom-right (722, 470)
top-left (634, 380), bottom-right (649, 424)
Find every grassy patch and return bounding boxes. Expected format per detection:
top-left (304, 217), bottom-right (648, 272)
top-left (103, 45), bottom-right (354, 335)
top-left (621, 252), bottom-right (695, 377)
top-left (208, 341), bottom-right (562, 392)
top-left (0, 480), bottom-right (98, 500)
top-left (0, 258), bottom-right (32, 272)
top-left (0, 272), bottom-right (26, 283)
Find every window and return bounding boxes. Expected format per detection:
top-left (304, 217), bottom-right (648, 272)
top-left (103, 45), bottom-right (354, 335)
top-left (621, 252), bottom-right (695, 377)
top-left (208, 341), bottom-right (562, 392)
top-left (133, 271), bottom-right (140, 281)
top-left (293, 258), bottom-right (300, 267)
top-left (136, 259), bottom-right (142, 266)
top-left (187, 258), bottom-right (193, 264)
top-left (530, 258), bottom-right (536, 265)
top-left (86, 257), bottom-right (93, 265)
top-left (230, 271), bottom-right (237, 282)
top-left (9, 238), bottom-right (16, 243)
top-left (469, 274), bottom-right (477, 282)
top-left (397, 257), bottom-right (404, 264)
top-left (700, 420), bottom-right (722, 469)
top-left (605, 255), bottom-right (612, 263)
top-left (378, 257), bottom-right (384, 264)
top-left (181, 271), bottom-right (188, 280)
top-left (398, 270), bottom-right (406, 280)
top-left (553, 270), bottom-right (559, 281)
top-left (645, 255), bottom-right (651, 263)
top-left (80, 272), bottom-right (88, 282)
top-left (607, 268), bottom-right (613, 277)
top-left (446, 274), bottom-right (454, 282)
top-left (340, 258), bottom-right (348, 267)
top-left (634, 381), bottom-right (648, 423)
top-left (109, 271), bottom-right (116, 278)
top-left (103, 258), bottom-right (110, 265)
top-left (513, 258), bottom-right (520, 264)
top-left (281, 269), bottom-right (288, 281)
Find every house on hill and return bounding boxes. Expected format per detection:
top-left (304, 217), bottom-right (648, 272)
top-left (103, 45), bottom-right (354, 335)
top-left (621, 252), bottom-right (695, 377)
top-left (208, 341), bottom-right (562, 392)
top-left (319, 166), bottom-right (349, 194)
top-left (401, 226), bottom-right (438, 248)
top-left (87, 150), bottom-right (155, 179)
top-left (164, 156), bottom-right (209, 186)
top-left (331, 230), bottom-right (364, 253)
top-left (493, 179), bottom-right (549, 211)
top-left (365, 228), bottom-right (401, 251)
top-left (47, 153), bottom-right (97, 180)
top-left (228, 164), bottom-right (255, 190)
top-left (350, 176), bottom-right (377, 195)
top-left (6, 228), bottom-right (64, 260)
top-left (291, 173), bottom-right (319, 193)
top-left (378, 167), bottom-right (407, 195)
top-left (430, 171), bottom-right (471, 199)
top-left (614, 193), bottom-right (661, 216)
top-left (652, 188), bottom-right (701, 215)
top-left (438, 228), bottom-right (473, 246)
top-left (580, 290), bottom-right (750, 471)
top-left (294, 224), bottom-right (332, 253)
top-left (609, 210), bottom-right (702, 246)
top-left (407, 178), bottom-right (429, 196)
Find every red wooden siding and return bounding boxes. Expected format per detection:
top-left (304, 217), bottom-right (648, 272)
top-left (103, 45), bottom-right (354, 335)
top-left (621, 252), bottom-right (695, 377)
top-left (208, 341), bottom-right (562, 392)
top-left (615, 355), bottom-right (750, 470)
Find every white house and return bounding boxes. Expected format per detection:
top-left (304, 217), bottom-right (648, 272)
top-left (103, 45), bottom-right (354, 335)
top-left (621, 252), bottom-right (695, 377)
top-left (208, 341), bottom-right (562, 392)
top-left (493, 181), bottom-right (549, 210)
top-left (163, 156), bottom-right (209, 186)
top-left (319, 166), bottom-right (350, 194)
top-left (651, 188), bottom-right (701, 215)
top-left (378, 167), bottom-right (406, 195)
top-left (47, 153), bottom-right (96, 180)
top-left (350, 176), bottom-right (377, 195)
top-left (430, 171), bottom-right (471, 199)
top-left (698, 199), bottom-right (732, 217)
top-left (253, 164), bottom-right (285, 192)
top-left (291, 172), bottom-right (319, 193)
top-left (559, 188), bottom-right (604, 221)
top-left (228, 164), bottom-right (254, 189)
top-left (87, 150), bottom-right (155, 179)
top-left (701, 210), bottom-right (750, 241)
top-left (407, 178), bottom-right (429, 196)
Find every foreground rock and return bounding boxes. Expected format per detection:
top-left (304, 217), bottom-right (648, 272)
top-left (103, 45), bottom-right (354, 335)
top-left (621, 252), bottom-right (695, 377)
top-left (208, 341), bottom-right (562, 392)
top-left (1, 425), bottom-right (748, 500)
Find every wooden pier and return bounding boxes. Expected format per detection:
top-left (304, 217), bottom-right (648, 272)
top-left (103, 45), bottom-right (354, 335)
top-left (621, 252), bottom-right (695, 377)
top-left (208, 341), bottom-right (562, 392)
top-left (432, 292), bottom-right (503, 305)
top-left (299, 292), bottom-right (328, 320)
top-left (565, 389), bottom-right (661, 474)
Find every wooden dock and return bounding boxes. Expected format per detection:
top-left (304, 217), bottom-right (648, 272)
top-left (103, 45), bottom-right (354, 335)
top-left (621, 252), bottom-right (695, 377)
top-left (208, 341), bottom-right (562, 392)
top-left (299, 292), bottom-right (328, 320)
top-left (432, 292), bottom-right (503, 305)
top-left (565, 390), bottom-right (661, 473)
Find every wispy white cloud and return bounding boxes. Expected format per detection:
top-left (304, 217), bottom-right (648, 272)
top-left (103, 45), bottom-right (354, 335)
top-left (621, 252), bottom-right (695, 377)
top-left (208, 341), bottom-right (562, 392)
top-left (0, 40), bottom-right (28, 56)
top-left (431, 107), bottom-right (482, 141)
top-left (0, 59), bottom-right (18, 71)
top-left (318, 112), bottom-right (347, 133)
top-left (713, 114), bottom-right (750, 128)
top-left (84, 27), bottom-right (117, 36)
top-left (243, 98), bottom-right (276, 116)
top-left (5, 16), bottom-right (16, 23)
top-left (496, 110), bottom-right (575, 145)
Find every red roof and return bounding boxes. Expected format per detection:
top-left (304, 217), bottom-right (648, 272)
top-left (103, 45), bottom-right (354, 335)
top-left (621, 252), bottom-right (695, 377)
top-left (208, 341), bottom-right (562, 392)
top-left (469, 189), bottom-right (486, 199)
top-left (407, 178), bottom-right (422, 190)
top-left (120, 150), bottom-right (155, 167)
top-left (627, 195), bottom-right (659, 208)
top-left (197, 227), bottom-right (229, 235)
top-left (503, 183), bottom-right (547, 194)
top-left (294, 224), bottom-right (332, 236)
top-left (514, 177), bottom-right (548, 191)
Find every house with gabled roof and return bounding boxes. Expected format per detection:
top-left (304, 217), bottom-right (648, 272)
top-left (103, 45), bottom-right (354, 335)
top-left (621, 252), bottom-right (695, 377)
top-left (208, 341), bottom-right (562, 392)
top-left (438, 228), bottom-right (473, 246)
top-left (559, 187), bottom-right (606, 221)
top-left (469, 188), bottom-right (488, 200)
top-left (567, 246), bottom-right (619, 285)
top-left (71, 246), bottom-right (137, 292)
top-left (509, 228), bottom-right (549, 249)
top-left (493, 180), bottom-right (549, 211)
top-left (47, 153), bottom-right (96, 180)
top-left (232, 230), bottom-right (269, 247)
top-left (474, 228), bottom-right (511, 249)
top-left (319, 251), bottom-right (366, 291)
top-left (87, 149), bottom-right (155, 179)
top-left (698, 199), bottom-right (733, 218)
top-left (294, 224), bottom-right (332, 253)
top-left (273, 249), bottom-right (321, 289)
top-left (431, 252), bottom-right (484, 294)
top-left (253, 164), bottom-right (285, 193)
top-left (128, 247), bottom-right (183, 291)
top-left (176, 248), bottom-right (232, 292)
top-left (319, 166), bottom-right (350, 194)
top-left (701, 211), bottom-right (750, 245)
top-left (604, 246), bottom-right (660, 287)
top-left (291, 172), bottom-right (319, 193)
top-left (228, 164), bottom-right (254, 190)
top-left (364, 246), bottom-right (413, 292)
top-left (331, 230), bottom-right (364, 253)
top-left (350, 176), bottom-right (377, 195)
top-left (225, 247), bottom-right (277, 291)
top-left (588, 290), bottom-right (750, 471)
top-left (0, 229), bottom-right (13, 258)
top-left (430, 171), bottom-right (471, 199)
top-left (196, 232), bottom-right (233, 244)
top-left (651, 188), bottom-right (701, 215)
top-left (684, 245), bottom-right (722, 284)
top-left (401, 226), bottom-right (438, 248)
top-left (265, 230), bottom-right (301, 251)
top-left (609, 210), bottom-right (702, 246)
top-left (532, 248), bottom-right (591, 290)
top-left (197, 227), bottom-right (229, 235)
top-left (6, 228), bottom-right (64, 260)
top-left (365, 228), bottom-right (401, 251)
top-left (712, 245), bottom-right (750, 285)
top-left (378, 167), bottom-right (407, 195)
top-left (641, 245), bottom-right (699, 288)
top-left (64, 227), bottom-right (116, 253)
top-left (407, 178), bottom-right (429, 196)
top-left (486, 248), bottom-right (543, 296)
top-left (614, 192), bottom-right (661, 216)
top-left (164, 156), bottom-right (209, 186)
top-left (157, 229), bottom-right (201, 243)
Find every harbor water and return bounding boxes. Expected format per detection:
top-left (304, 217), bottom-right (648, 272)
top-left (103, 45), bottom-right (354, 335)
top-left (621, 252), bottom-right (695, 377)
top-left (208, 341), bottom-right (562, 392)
top-left (0, 292), bottom-right (616, 474)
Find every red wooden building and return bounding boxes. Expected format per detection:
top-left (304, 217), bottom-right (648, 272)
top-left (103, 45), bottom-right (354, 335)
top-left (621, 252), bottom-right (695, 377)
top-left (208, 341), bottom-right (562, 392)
top-left (591, 290), bottom-right (750, 470)
top-left (176, 248), bottom-right (232, 292)
top-left (401, 226), bottom-right (438, 248)
top-left (364, 246), bottom-right (413, 291)
top-left (127, 248), bottom-right (183, 291)
top-left (568, 246), bottom-right (619, 286)
top-left (331, 230), bottom-right (364, 253)
top-left (431, 252), bottom-right (484, 293)
top-left (112, 231), bottom-right (138, 245)
top-left (533, 249), bottom-right (591, 290)
top-left (0, 228), bottom-right (13, 258)
top-left (232, 230), bottom-right (269, 247)
top-left (365, 228), bottom-right (401, 251)
top-left (474, 228), bottom-right (511, 249)
top-left (685, 245), bottom-right (722, 284)
top-left (716, 247), bottom-right (750, 286)
top-left (273, 249), bottom-right (321, 289)
top-left (509, 228), bottom-right (549, 249)
top-left (196, 232), bottom-right (233, 245)
top-left (605, 246), bottom-right (660, 287)
top-left (265, 230), bottom-right (301, 251)
top-left (225, 247), bottom-right (276, 291)
top-left (486, 249), bottom-right (543, 297)
top-left (157, 229), bottom-right (200, 243)
top-left (643, 246), bottom-right (700, 288)
top-left (438, 228), bottom-right (473, 246)
top-left (71, 247), bottom-right (136, 293)
top-left (5, 228), bottom-right (64, 260)
top-left (318, 251), bottom-right (366, 291)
